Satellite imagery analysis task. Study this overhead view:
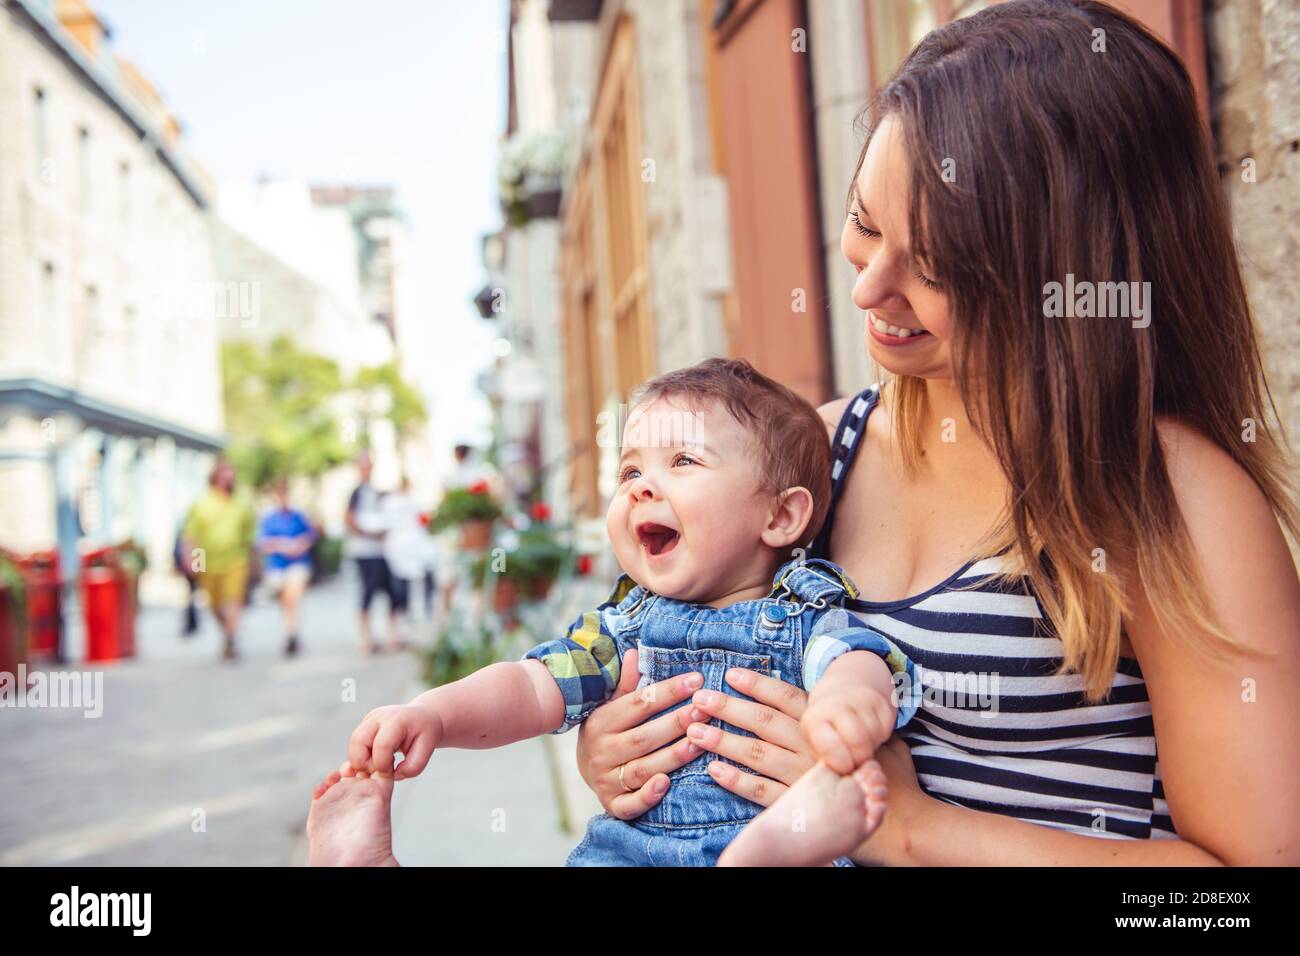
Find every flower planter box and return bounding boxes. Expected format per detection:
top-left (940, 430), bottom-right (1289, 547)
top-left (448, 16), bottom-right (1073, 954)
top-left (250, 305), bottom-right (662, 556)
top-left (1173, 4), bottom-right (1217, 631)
top-left (458, 520), bottom-right (494, 551)
top-left (523, 577), bottom-right (554, 601)
top-left (492, 577), bottom-right (520, 614)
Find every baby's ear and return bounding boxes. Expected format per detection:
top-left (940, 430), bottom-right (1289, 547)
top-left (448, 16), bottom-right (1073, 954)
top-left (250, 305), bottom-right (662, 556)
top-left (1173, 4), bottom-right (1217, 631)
top-left (760, 486), bottom-right (815, 549)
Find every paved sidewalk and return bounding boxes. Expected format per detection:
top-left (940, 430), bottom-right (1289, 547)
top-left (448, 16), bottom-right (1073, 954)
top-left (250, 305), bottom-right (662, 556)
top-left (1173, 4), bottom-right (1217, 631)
top-left (1, 569), bottom-right (591, 866)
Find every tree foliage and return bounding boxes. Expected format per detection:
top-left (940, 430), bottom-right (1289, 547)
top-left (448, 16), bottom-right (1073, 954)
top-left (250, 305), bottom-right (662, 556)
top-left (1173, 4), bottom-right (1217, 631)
top-left (220, 336), bottom-right (353, 488)
top-left (220, 338), bottom-right (429, 489)
top-left (353, 360), bottom-right (428, 441)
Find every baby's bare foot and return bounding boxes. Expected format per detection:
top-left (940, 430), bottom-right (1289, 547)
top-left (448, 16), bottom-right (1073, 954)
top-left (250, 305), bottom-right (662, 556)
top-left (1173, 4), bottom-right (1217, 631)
top-left (307, 762), bottom-right (400, 867)
top-left (718, 759), bottom-right (887, 867)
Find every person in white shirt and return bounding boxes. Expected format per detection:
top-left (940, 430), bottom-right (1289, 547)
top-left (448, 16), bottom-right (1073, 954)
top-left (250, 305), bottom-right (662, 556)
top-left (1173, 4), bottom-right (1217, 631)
top-left (344, 452), bottom-right (399, 654)
top-left (380, 477), bottom-right (427, 635)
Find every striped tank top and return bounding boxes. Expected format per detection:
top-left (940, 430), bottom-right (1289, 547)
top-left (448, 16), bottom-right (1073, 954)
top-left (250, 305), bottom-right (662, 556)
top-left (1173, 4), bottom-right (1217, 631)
top-left (811, 385), bottom-right (1178, 841)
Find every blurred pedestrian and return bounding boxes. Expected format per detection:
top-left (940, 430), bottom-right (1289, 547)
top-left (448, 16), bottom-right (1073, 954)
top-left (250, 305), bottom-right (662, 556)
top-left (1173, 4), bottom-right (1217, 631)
top-left (181, 459), bottom-right (255, 662)
top-left (344, 452), bottom-right (397, 654)
top-left (256, 477), bottom-right (317, 657)
top-left (380, 476), bottom-right (425, 643)
top-left (173, 527), bottom-right (200, 637)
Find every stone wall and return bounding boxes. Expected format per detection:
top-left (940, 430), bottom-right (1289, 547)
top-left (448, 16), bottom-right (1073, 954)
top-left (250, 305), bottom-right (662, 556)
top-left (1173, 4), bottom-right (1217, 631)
top-left (628, 0), bottom-right (731, 374)
top-left (1208, 0), bottom-right (1300, 455)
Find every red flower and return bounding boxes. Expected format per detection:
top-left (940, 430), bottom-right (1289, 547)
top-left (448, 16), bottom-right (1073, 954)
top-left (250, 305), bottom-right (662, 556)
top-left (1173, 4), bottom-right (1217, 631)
top-left (530, 501), bottom-right (551, 522)
top-left (467, 479), bottom-right (489, 495)
top-left (575, 554), bottom-right (592, 576)
top-left (418, 512), bottom-right (431, 527)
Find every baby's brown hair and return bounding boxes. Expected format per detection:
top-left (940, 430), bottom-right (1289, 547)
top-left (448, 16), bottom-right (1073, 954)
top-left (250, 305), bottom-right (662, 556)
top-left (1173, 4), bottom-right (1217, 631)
top-left (626, 357), bottom-right (833, 549)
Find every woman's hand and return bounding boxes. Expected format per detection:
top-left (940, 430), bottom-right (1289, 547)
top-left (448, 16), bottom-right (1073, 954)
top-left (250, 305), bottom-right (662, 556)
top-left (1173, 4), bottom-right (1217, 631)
top-left (575, 648), bottom-right (706, 820)
top-left (846, 735), bottom-right (932, 866)
top-left (691, 668), bottom-right (937, 865)
top-left (684, 667), bottom-right (817, 805)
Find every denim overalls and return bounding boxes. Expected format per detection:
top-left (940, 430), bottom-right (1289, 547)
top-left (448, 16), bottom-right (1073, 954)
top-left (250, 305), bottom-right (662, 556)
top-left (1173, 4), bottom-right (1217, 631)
top-left (567, 555), bottom-right (861, 867)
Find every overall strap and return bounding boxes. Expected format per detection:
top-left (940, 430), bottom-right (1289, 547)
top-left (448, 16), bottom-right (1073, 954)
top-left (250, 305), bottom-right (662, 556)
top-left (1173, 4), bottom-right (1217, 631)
top-left (808, 384), bottom-right (880, 560)
top-left (771, 557), bottom-right (860, 606)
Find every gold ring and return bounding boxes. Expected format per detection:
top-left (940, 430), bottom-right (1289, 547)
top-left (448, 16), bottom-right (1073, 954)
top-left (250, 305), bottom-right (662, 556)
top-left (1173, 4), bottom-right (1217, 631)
top-left (618, 763), bottom-right (633, 792)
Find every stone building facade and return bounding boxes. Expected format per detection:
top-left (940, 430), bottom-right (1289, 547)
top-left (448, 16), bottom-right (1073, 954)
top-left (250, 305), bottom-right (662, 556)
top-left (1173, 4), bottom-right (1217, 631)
top-left (0, 0), bottom-right (223, 604)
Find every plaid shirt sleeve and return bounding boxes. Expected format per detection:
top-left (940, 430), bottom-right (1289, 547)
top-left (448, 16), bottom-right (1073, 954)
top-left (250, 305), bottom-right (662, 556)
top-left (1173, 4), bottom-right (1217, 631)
top-left (802, 607), bottom-right (919, 730)
top-left (521, 574), bottom-right (639, 734)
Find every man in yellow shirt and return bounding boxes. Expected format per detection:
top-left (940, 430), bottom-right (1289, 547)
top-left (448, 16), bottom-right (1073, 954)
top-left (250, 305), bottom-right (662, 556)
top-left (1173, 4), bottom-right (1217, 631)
top-left (182, 459), bottom-right (256, 661)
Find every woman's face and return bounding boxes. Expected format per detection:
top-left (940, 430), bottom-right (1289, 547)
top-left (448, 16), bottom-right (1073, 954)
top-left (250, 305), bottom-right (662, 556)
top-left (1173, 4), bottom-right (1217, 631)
top-left (841, 114), bottom-right (954, 380)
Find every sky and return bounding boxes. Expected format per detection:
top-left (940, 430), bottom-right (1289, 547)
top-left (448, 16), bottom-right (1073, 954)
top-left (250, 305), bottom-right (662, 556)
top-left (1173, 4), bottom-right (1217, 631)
top-left (93, 0), bottom-right (509, 455)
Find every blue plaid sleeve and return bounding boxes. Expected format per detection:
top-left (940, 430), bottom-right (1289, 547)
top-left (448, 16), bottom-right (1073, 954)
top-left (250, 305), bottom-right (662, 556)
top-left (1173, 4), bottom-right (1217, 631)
top-left (521, 574), bottom-right (639, 734)
top-left (802, 607), bottom-right (918, 729)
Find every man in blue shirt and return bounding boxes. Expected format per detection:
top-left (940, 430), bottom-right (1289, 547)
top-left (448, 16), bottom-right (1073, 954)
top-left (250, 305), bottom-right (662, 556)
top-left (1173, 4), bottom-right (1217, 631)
top-left (256, 477), bottom-right (318, 656)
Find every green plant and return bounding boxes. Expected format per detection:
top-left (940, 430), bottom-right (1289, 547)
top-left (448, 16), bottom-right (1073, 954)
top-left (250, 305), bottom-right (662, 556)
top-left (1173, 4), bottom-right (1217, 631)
top-left (115, 539), bottom-right (147, 605)
top-left (506, 526), bottom-right (574, 590)
top-left (0, 551), bottom-right (28, 657)
top-left (467, 521), bottom-right (574, 595)
top-left (428, 486), bottom-right (503, 532)
top-left (313, 536), bottom-right (343, 579)
top-left (420, 619), bottom-right (501, 687)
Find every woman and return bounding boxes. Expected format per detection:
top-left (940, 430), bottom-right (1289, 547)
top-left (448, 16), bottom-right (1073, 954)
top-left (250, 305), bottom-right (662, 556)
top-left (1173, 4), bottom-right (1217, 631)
top-left (573, 0), bottom-right (1300, 864)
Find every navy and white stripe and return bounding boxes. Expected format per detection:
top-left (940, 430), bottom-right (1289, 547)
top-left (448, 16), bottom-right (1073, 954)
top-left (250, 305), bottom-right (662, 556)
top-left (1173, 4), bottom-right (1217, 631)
top-left (812, 384), bottom-right (1179, 842)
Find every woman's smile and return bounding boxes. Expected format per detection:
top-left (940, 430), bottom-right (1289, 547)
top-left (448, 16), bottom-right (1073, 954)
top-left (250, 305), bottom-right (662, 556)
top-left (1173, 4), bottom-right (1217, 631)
top-left (867, 310), bottom-right (931, 346)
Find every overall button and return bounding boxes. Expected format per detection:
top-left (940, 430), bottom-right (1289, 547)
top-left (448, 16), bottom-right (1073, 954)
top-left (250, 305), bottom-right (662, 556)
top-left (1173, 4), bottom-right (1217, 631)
top-left (760, 606), bottom-right (788, 628)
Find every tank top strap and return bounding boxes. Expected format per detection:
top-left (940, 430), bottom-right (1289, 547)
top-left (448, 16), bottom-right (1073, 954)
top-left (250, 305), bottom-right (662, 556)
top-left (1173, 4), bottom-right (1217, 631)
top-left (807, 384), bottom-right (880, 560)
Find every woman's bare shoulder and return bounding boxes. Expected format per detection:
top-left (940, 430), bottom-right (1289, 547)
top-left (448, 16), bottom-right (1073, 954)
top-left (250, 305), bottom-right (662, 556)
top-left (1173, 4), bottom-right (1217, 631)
top-left (1156, 417), bottom-right (1280, 529)
top-left (817, 397), bottom-right (852, 438)
top-left (1148, 416), bottom-right (1298, 650)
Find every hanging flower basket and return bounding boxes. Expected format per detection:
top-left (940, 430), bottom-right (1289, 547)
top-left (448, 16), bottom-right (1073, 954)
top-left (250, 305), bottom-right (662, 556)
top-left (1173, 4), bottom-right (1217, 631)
top-left (430, 482), bottom-right (502, 551)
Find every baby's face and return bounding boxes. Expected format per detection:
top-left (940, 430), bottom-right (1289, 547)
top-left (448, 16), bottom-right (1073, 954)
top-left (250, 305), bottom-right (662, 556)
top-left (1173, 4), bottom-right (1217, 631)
top-left (606, 396), bottom-right (776, 605)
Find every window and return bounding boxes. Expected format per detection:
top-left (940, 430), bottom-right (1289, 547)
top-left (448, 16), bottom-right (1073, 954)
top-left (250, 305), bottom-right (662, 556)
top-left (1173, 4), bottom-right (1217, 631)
top-left (32, 87), bottom-right (48, 184)
top-left (40, 262), bottom-right (57, 326)
top-left (76, 285), bottom-right (100, 384)
top-left (118, 161), bottom-right (131, 227)
top-left (78, 126), bottom-right (92, 214)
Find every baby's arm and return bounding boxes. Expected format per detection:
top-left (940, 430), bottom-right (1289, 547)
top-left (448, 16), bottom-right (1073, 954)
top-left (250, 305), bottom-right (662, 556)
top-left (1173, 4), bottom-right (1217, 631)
top-left (802, 652), bottom-right (899, 775)
top-left (349, 583), bottom-right (633, 776)
top-left (801, 607), bottom-right (918, 775)
top-left (410, 660), bottom-right (565, 749)
top-left (348, 661), bottom-right (564, 777)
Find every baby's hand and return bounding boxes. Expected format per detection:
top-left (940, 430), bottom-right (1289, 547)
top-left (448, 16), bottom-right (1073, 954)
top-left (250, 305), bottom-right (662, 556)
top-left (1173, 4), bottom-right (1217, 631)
top-left (348, 704), bottom-right (441, 779)
top-left (800, 685), bottom-right (895, 776)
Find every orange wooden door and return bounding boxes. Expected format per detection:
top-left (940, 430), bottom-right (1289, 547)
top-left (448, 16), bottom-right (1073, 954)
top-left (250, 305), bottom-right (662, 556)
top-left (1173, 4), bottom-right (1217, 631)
top-left (708, 0), bottom-right (832, 407)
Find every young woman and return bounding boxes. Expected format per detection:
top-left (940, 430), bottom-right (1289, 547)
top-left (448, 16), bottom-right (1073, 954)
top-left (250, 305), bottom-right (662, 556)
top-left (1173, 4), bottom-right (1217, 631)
top-left (572, 0), bottom-right (1300, 864)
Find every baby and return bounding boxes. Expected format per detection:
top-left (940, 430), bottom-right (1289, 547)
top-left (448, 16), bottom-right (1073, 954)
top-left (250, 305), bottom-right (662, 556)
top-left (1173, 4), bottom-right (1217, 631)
top-left (307, 357), bottom-right (917, 867)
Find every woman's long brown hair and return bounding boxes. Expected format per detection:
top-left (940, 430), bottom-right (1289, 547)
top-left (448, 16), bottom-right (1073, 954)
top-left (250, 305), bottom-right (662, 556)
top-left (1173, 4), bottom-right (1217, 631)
top-left (850, 0), bottom-right (1297, 698)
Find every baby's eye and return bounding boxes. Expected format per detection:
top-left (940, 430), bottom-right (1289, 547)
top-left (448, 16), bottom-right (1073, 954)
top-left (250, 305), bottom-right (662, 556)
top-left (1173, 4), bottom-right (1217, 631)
top-left (617, 466), bottom-right (640, 484)
top-left (672, 454), bottom-right (697, 467)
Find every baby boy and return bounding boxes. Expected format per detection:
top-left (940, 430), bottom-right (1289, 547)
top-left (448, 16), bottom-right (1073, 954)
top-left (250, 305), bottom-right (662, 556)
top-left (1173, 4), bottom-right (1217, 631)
top-left (307, 357), bottom-right (917, 866)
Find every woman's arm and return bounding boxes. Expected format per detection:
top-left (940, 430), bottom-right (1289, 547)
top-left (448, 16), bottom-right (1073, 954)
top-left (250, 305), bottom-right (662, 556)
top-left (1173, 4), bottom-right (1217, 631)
top-left (1130, 423), bottom-right (1300, 864)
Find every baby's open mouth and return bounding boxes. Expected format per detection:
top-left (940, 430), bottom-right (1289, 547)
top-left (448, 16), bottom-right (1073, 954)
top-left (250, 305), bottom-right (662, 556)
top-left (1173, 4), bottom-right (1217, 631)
top-left (636, 522), bottom-right (680, 557)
